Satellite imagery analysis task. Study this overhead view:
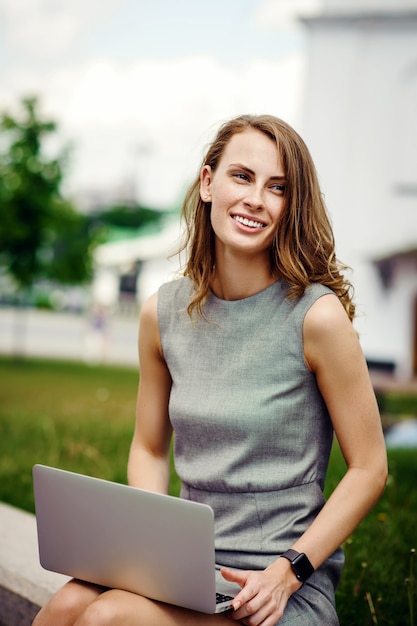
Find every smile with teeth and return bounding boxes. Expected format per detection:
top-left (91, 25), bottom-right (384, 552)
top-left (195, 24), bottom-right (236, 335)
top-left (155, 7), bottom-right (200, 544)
top-left (232, 215), bottom-right (266, 229)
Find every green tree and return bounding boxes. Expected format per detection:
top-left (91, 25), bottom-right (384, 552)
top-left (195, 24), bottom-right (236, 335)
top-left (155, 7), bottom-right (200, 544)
top-left (0, 96), bottom-right (100, 357)
top-left (95, 203), bottom-right (168, 230)
top-left (0, 96), bottom-right (96, 293)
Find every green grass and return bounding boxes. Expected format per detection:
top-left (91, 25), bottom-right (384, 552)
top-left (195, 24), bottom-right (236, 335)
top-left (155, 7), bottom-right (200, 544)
top-left (0, 357), bottom-right (179, 512)
top-left (326, 444), bottom-right (416, 625)
top-left (0, 356), bottom-right (415, 625)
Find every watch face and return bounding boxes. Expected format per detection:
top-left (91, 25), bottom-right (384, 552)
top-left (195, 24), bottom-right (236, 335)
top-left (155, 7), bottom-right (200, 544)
top-left (292, 553), bottom-right (314, 582)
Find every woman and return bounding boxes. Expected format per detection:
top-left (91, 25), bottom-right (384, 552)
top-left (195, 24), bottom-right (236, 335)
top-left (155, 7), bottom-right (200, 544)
top-left (33, 114), bottom-right (387, 625)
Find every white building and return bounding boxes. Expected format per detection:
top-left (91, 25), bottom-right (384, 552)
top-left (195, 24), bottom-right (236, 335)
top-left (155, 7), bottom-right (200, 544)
top-left (92, 217), bottom-right (182, 311)
top-left (300, 0), bottom-right (417, 379)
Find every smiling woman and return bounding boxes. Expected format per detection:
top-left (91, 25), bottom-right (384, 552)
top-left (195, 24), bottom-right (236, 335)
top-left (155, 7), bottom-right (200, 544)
top-left (199, 128), bottom-right (287, 289)
top-left (181, 115), bottom-right (355, 319)
top-left (33, 115), bottom-right (387, 626)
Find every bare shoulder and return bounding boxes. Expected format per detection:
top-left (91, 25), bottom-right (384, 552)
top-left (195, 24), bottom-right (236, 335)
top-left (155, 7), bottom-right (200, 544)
top-left (305, 293), bottom-right (352, 333)
top-left (304, 293), bottom-right (360, 372)
top-left (139, 291), bottom-right (158, 325)
top-left (138, 291), bottom-right (163, 360)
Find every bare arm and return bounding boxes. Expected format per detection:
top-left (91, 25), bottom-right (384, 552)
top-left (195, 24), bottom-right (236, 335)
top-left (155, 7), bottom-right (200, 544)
top-left (227, 294), bottom-right (388, 624)
top-left (127, 292), bottom-right (173, 494)
top-left (278, 294), bottom-right (387, 565)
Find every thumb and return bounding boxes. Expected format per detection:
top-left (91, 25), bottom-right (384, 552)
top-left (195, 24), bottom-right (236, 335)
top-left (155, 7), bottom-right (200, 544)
top-left (221, 566), bottom-right (249, 588)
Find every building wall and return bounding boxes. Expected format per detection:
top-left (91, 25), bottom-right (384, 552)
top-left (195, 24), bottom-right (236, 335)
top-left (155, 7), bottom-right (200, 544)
top-left (300, 2), bottom-right (417, 376)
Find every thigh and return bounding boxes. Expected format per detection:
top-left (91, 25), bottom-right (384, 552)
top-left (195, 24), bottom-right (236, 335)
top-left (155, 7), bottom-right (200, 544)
top-left (77, 588), bottom-right (236, 626)
top-left (277, 582), bottom-right (339, 626)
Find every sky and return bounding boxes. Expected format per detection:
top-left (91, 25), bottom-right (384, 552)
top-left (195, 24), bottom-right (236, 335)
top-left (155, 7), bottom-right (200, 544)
top-left (0, 0), bottom-right (322, 208)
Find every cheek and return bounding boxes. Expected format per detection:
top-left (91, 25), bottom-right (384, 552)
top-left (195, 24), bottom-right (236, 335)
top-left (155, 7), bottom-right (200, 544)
top-left (209, 203), bottom-right (226, 236)
top-left (265, 204), bottom-right (285, 244)
top-left (211, 178), bottom-right (243, 207)
top-left (209, 185), bottom-right (235, 225)
top-left (271, 201), bottom-right (286, 225)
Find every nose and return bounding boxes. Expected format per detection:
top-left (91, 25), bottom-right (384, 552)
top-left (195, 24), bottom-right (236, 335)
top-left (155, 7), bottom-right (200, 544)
top-left (244, 184), bottom-right (265, 211)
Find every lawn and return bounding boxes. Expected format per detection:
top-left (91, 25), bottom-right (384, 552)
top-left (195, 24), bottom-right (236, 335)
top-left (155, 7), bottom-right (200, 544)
top-left (0, 356), bottom-right (415, 625)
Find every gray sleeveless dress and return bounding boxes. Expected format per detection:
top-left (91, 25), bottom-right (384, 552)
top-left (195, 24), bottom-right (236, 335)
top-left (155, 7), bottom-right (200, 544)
top-left (158, 277), bottom-right (344, 625)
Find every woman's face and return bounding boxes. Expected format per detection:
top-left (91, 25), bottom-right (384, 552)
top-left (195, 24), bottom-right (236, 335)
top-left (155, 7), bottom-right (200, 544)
top-left (200, 128), bottom-right (286, 261)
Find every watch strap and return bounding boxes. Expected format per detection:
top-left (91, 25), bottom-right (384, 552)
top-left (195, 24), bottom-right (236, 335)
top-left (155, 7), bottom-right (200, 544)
top-left (280, 549), bottom-right (315, 583)
top-left (281, 549), bottom-right (300, 562)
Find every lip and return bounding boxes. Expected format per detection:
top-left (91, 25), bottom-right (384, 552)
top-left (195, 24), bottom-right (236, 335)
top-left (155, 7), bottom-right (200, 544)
top-left (231, 213), bottom-right (268, 230)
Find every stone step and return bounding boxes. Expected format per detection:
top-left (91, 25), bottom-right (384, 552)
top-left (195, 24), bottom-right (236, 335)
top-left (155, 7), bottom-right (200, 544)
top-left (0, 502), bottom-right (69, 626)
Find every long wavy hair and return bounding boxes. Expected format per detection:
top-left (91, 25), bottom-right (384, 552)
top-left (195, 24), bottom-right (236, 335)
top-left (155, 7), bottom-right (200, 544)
top-left (180, 114), bottom-right (355, 321)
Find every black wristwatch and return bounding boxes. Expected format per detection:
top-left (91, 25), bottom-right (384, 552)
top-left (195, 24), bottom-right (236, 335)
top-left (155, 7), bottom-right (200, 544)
top-left (280, 549), bottom-right (314, 583)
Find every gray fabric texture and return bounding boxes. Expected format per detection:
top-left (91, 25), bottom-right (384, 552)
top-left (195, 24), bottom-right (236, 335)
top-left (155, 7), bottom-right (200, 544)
top-left (157, 277), bottom-right (343, 624)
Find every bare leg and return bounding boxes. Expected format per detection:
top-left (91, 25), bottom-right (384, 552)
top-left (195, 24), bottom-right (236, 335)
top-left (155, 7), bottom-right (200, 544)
top-left (74, 588), bottom-right (235, 626)
top-left (32, 579), bottom-right (107, 626)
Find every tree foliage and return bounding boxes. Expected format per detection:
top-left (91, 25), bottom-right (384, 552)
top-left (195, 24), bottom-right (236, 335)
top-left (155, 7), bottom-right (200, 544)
top-left (0, 96), bottom-right (97, 291)
top-left (96, 203), bottom-right (167, 230)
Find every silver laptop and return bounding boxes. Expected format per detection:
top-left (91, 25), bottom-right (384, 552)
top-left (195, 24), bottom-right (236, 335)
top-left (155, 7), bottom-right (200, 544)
top-left (33, 464), bottom-right (239, 614)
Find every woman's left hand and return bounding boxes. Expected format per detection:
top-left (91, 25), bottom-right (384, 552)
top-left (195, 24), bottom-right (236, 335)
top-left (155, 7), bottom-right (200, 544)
top-left (221, 562), bottom-right (301, 625)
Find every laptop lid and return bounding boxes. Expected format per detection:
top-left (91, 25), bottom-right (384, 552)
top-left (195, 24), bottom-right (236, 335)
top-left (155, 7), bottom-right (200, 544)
top-left (32, 464), bottom-right (238, 614)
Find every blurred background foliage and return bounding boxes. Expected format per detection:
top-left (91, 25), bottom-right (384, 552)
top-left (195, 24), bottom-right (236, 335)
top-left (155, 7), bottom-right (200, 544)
top-left (0, 96), bottom-right (168, 307)
top-left (0, 97), bottom-right (95, 291)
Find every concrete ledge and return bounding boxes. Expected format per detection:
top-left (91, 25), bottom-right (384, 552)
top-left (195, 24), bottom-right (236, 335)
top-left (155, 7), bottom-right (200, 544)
top-left (0, 587), bottom-right (40, 626)
top-left (0, 502), bottom-right (69, 626)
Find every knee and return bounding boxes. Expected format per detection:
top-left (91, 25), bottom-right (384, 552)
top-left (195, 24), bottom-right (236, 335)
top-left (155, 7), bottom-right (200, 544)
top-left (32, 591), bottom-right (76, 626)
top-left (75, 594), bottom-right (123, 626)
top-left (32, 580), bottom-right (100, 626)
top-left (75, 590), bottom-right (151, 626)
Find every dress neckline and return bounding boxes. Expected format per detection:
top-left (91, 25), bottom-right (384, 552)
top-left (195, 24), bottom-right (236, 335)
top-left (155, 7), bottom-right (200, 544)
top-left (208, 279), bottom-right (282, 305)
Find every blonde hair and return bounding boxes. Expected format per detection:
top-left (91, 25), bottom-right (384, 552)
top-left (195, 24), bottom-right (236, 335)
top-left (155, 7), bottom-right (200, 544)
top-left (180, 114), bottom-right (355, 321)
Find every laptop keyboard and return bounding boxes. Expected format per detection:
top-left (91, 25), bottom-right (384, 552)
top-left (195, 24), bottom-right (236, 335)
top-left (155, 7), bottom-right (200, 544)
top-left (216, 593), bottom-right (234, 605)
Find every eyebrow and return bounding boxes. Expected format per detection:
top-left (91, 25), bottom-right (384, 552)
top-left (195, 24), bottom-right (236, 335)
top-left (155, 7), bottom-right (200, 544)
top-left (228, 162), bottom-right (286, 181)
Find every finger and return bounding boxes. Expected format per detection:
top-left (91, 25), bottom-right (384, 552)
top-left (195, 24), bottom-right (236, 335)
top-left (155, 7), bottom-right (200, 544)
top-left (221, 567), bottom-right (249, 587)
top-left (238, 603), bottom-right (281, 626)
top-left (230, 578), bottom-right (262, 613)
top-left (241, 595), bottom-right (287, 626)
top-left (232, 589), bottom-right (267, 621)
top-left (220, 568), bottom-right (252, 614)
top-left (221, 567), bottom-right (253, 610)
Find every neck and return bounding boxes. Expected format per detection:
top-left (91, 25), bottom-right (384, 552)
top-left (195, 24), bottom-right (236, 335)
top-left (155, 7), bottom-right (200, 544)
top-left (210, 248), bottom-right (277, 301)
